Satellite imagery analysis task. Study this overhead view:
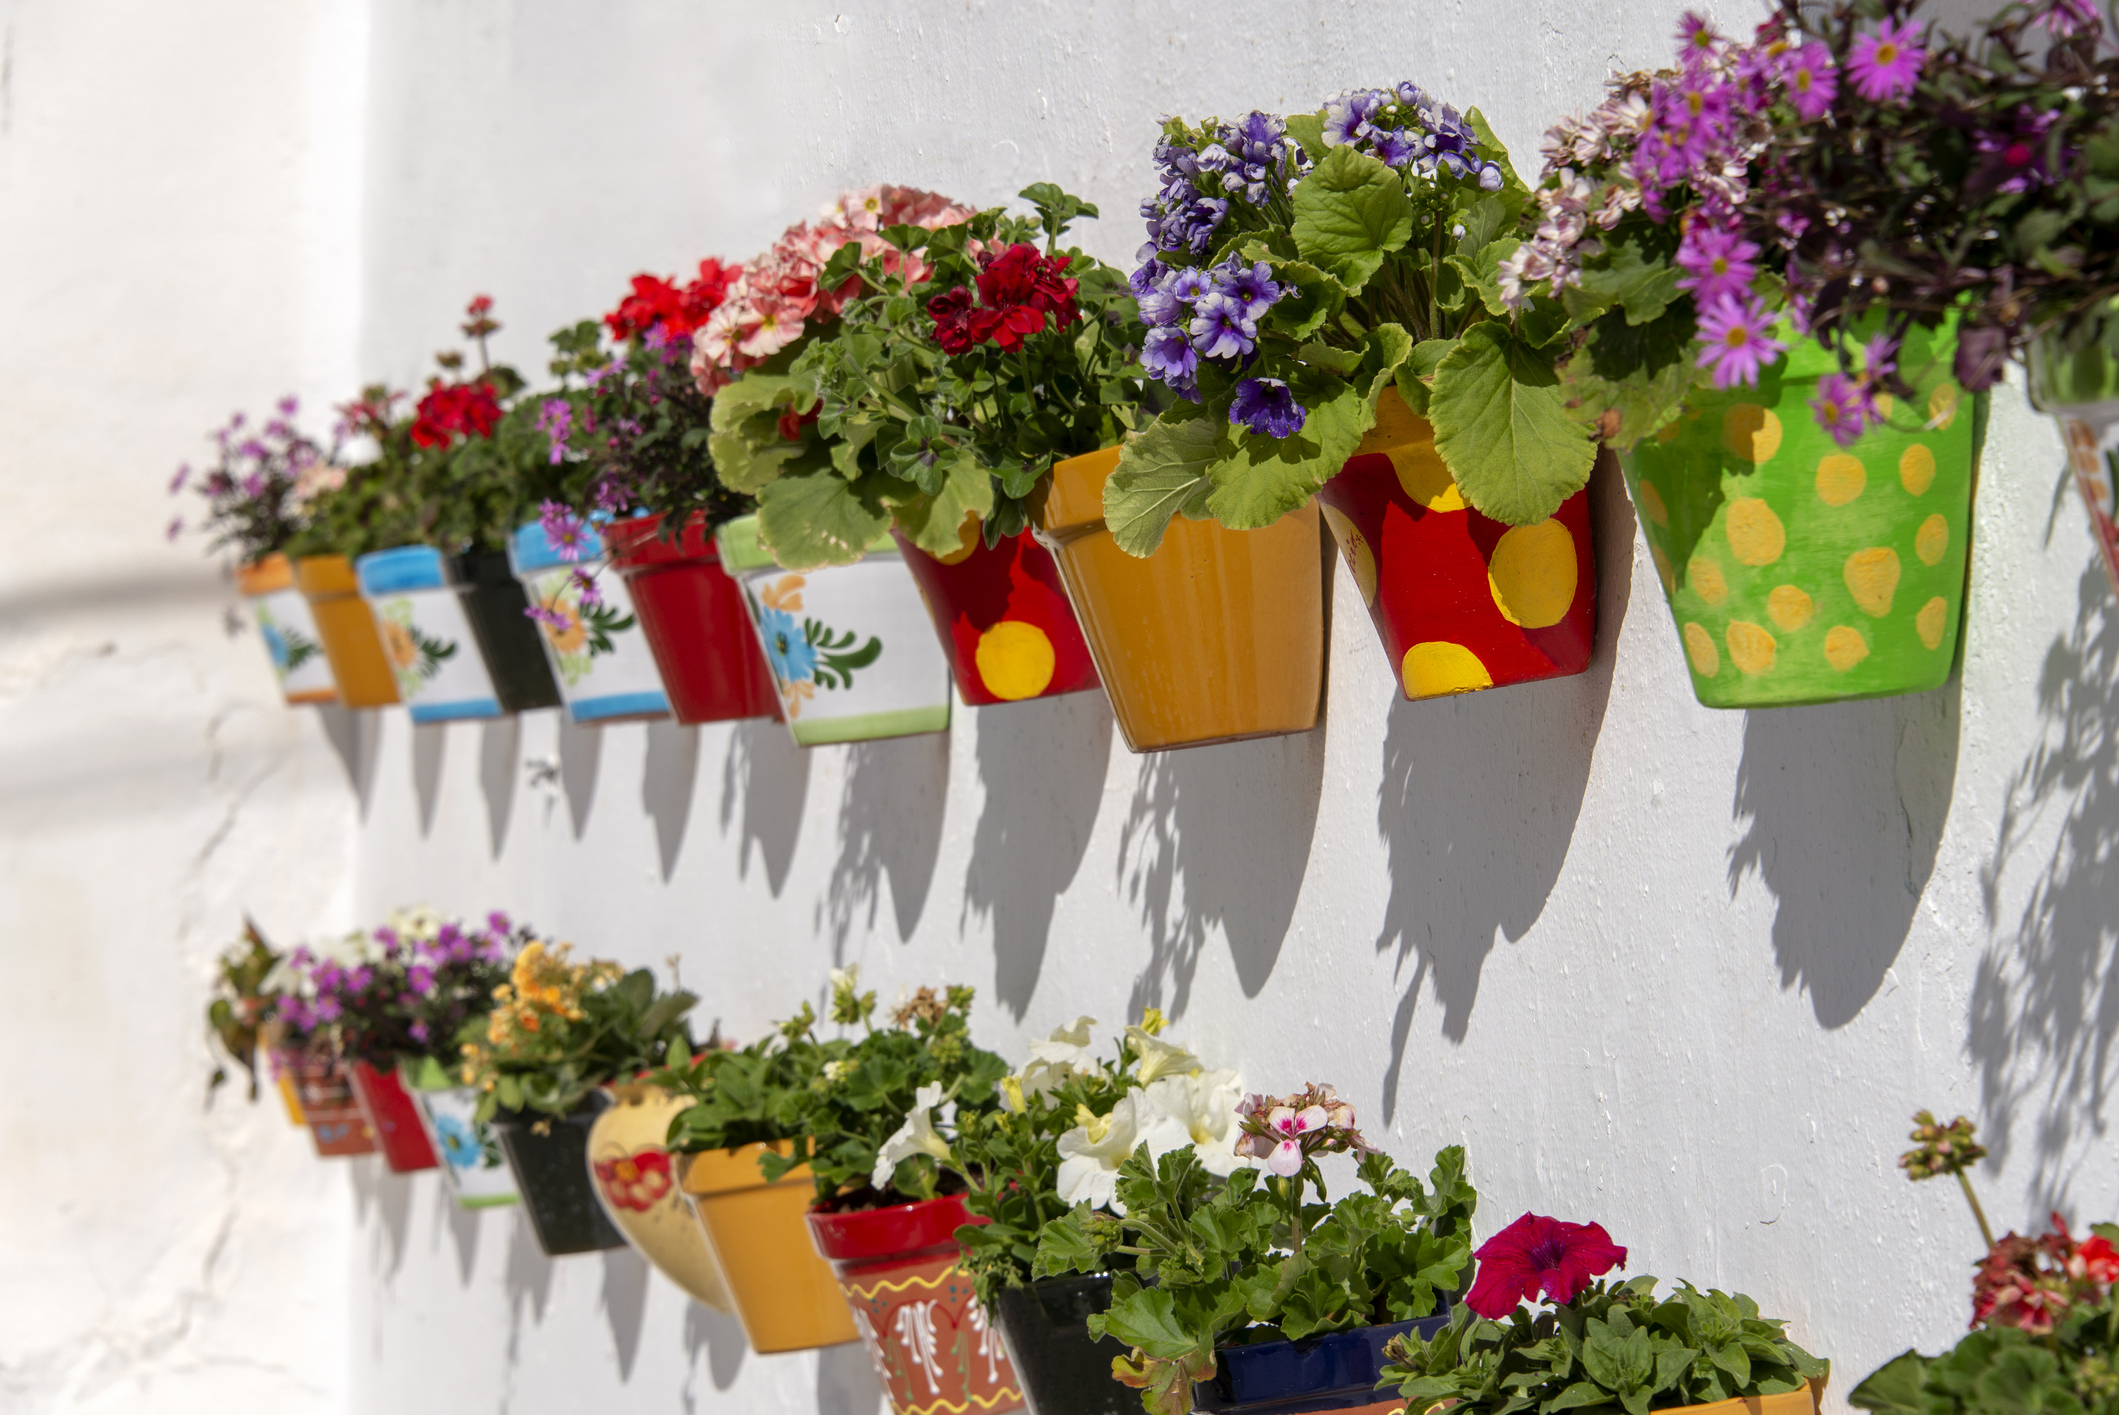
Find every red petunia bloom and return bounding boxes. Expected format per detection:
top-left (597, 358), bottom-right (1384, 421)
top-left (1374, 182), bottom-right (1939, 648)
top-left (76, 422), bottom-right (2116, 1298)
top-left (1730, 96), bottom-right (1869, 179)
top-left (409, 380), bottom-right (503, 448)
top-left (1466, 1213), bottom-right (1628, 1318)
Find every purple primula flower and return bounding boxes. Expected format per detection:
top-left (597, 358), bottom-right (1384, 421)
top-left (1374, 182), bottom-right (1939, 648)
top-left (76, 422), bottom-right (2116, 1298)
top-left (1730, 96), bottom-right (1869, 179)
top-left (1141, 326), bottom-right (1199, 386)
top-left (1848, 17), bottom-right (1926, 103)
top-left (1169, 268), bottom-right (1212, 305)
top-left (1230, 378), bottom-right (1308, 438)
top-left (539, 499), bottom-right (589, 562)
top-left (1372, 128), bottom-right (1420, 168)
top-left (1323, 89), bottom-right (1384, 147)
top-left (1189, 293), bottom-right (1258, 361)
top-left (1477, 162), bottom-right (1506, 192)
top-left (1675, 225), bottom-right (1760, 306)
top-left (1694, 295), bottom-right (1785, 389)
top-left (1214, 260), bottom-right (1282, 322)
top-left (1136, 282), bottom-right (1182, 326)
top-left (1811, 373), bottom-right (1871, 446)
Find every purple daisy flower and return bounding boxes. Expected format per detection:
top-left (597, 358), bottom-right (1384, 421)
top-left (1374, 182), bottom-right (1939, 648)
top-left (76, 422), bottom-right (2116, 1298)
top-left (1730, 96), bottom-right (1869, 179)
top-left (1848, 17), bottom-right (1925, 103)
top-left (1694, 296), bottom-right (1785, 389)
top-left (1783, 42), bottom-right (1839, 122)
top-left (1229, 378), bottom-right (1308, 438)
top-left (1811, 373), bottom-right (1871, 446)
top-left (1675, 225), bottom-right (1761, 306)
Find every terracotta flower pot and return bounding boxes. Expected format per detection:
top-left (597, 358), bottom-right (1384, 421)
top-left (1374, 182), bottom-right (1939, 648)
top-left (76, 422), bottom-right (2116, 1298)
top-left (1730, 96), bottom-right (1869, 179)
top-left (1318, 390), bottom-right (1597, 701)
top-left (993, 1274), bottom-right (1131, 1415)
top-left (585, 1082), bottom-right (732, 1310)
top-left (399, 1057), bottom-right (517, 1209)
top-left (2029, 337), bottom-right (2119, 599)
top-left (346, 1059), bottom-right (438, 1173)
top-left (892, 522), bottom-right (1101, 707)
top-left (508, 520), bottom-right (671, 724)
top-left (676, 1142), bottom-right (856, 1354)
top-left (715, 515), bottom-right (953, 746)
top-left (489, 1095), bottom-right (628, 1255)
top-left (294, 554), bottom-right (399, 707)
top-left (287, 1050), bottom-right (374, 1157)
top-left (1192, 1313), bottom-right (1451, 1415)
top-left (807, 1193), bottom-right (1023, 1415)
top-left (1033, 447), bottom-right (1326, 752)
top-left (236, 553), bottom-right (337, 705)
top-left (606, 513), bottom-right (782, 725)
top-left (1620, 328), bottom-right (1983, 707)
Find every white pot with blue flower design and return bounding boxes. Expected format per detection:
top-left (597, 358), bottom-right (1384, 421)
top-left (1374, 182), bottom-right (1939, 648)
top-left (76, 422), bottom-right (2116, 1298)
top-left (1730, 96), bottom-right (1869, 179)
top-left (715, 515), bottom-right (951, 746)
top-left (237, 553), bottom-right (337, 704)
top-left (401, 1058), bottom-right (517, 1209)
top-left (507, 519), bottom-right (670, 725)
top-left (355, 545), bottom-right (502, 723)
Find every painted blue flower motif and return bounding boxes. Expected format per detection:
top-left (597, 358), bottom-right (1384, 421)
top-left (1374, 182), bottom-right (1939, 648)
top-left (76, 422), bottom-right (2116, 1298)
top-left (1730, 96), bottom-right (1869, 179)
top-left (259, 619), bottom-right (290, 670)
top-left (434, 1114), bottom-right (482, 1170)
top-left (758, 605), bottom-right (818, 684)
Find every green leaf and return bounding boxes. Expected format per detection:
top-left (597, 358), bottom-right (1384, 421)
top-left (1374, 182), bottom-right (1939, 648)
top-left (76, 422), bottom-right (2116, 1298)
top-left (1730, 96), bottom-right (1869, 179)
top-left (1564, 233), bottom-right (1682, 328)
top-left (893, 451), bottom-right (995, 556)
top-left (707, 374), bottom-right (815, 493)
top-left (1203, 373), bottom-right (1372, 530)
top-left (1103, 412), bottom-right (1222, 557)
top-left (1458, 194), bottom-right (1510, 254)
top-left (1428, 323), bottom-right (1596, 524)
top-left (1396, 338), bottom-right (1459, 418)
top-left (1099, 1286), bottom-right (1202, 1362)
top-left (1292, 145), bottom-right (1415, 293)
top-left (1447, 238), bottom-right (1518, 319)
top-left (1267, 260), bottom-right (1349, 341)
top-left (1547, 1382), bottom-right (1619, 1413)
top-left (1284, 111), bottom-right (1327, 160)
top-left (755, 470), bottom-right (891, 569)
top-left (1848, 1352), bottom-right (1935, 1415)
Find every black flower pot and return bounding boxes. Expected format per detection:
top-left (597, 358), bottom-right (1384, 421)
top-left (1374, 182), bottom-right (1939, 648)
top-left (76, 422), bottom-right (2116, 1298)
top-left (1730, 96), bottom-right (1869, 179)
top-left (1192, 1311), bottom-right (1452, 1415)
top-left (489, 1095), bottom-right (626, 1256)
top-left (454, 551), bottom-right (561, 712)
top-left (994, 1274), bottom-right (1131, 1415)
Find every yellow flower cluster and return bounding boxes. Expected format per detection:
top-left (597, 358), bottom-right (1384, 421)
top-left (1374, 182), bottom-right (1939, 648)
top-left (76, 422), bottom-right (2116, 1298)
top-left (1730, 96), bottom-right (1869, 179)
top-left (460, 940), bottom-right (619, 1088)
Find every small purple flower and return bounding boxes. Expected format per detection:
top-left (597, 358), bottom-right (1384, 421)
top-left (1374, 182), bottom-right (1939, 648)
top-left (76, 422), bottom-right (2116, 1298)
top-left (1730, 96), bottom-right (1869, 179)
top-left (1848, 17), bottom-right (1926, 103)
top-left (1214, 261), bottom-right (1282, 322)
top-left (169, 464), bottom-right (191, 495)
top-left (1372, 129), bottom-right (1420, 168)
top-left (276, 395), bottom-right (299, 417)
top-left (525, 603), bottom-right (569, 630)
top-left (1694, 295), bottom-right (1785, 389)
top-left (409, 1021), bottom-right (431, 1044)
top-left (1782, 42), bottom-right (1838, 122)
top-left (1189, 293), bottom-right (1258, 361)
top-left (1675, 225), bottom-right (1760, 306)
top-left (487, 911), bottom-right (511, 935)
top-left (1230, 378), bottom-right (1308, 439)
top-left (166, 517), bottom-right (184, 542)
top-left (1675, 12), bottom-right (1719, 68)
top-left (536, 398), bottom-right (574, 466)
top-left (1811, 373), bottom-right (1871, 446)
top-left (1141, 326), bottom-right (1199, 387)
top-left (539, 499), bottom-right (589, 562)
top-left (1136, 281), bottom-right (1182, 326)
top-left (1323, 89), bottom-right (1384, 147)
top-left (407, 965), bottom-right (436, 993)
top-left (573, 568), bottom-right (604, 610)
top-left (1169, 268), bottom-right (1212, 305)
top-left (2038, 0), bottom-right (2101, 34)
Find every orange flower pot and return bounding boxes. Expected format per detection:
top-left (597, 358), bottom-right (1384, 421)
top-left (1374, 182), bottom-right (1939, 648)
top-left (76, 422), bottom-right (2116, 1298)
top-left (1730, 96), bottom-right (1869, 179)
top-left (235, 554), bottom-right (337, 704)
top-left (1317, 389), bottom-right (1597, 701)
top-left (1033, 447), bottom-right (1325, 752)
top-left (677, 1142), bottom-right (856, 1354)
top-left (294, 554), bottom-right (399, 707)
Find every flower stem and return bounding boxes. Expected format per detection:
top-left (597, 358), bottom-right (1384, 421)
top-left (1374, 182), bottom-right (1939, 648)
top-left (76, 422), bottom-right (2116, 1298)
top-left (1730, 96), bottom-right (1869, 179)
top-left (1958, 1169), bottom-right (1997, 1251)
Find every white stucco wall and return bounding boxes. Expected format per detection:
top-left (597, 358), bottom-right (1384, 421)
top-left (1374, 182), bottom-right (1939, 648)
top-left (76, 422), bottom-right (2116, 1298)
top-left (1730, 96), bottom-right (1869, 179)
top-left (8, 2), bottom-right (2116, 1413)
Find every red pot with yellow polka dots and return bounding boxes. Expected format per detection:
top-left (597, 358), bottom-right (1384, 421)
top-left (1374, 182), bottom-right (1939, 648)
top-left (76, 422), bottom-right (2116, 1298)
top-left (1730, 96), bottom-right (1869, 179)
top-left (893, 522), bottom-right (1101, 708)
top-left (1318, 388), bottom-right (1597, 702)
top-left (1618, 327), bottom-right (1981, 708)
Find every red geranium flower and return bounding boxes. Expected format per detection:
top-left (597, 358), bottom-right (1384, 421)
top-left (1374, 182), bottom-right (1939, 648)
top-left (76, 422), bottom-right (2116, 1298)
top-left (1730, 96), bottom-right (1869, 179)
top-left (409, 380), bottom-right (502, 449)
top-left (604, 258), bottom-right (743, 343)
top-left (1466, 1213), bottom-right (1628, 1318)
top-left (923, 244), bottom-right (1080, 356)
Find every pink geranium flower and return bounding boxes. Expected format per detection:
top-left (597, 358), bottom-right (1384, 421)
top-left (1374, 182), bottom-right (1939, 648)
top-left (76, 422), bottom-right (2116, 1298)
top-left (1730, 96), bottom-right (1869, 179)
top-left (1848, 17), bottom-right (1926, 103)
top-left (1465, 1213), bottom-right (1628, 1318)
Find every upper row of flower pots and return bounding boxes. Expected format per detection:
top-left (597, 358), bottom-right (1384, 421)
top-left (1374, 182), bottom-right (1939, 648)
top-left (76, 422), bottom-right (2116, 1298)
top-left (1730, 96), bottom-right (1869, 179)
top-left (179, 4), bottom-right (2119, 750)
top-left (211, 908), bottom-right (2111, 1415)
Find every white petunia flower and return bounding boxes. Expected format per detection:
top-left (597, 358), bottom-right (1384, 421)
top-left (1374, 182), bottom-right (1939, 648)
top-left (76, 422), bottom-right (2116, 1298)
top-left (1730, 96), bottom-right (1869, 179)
top-left (1143, 1069), bottom-right (1247, 1177)
top-left (1027, 1016), bottom-right (1099, 1074)
top-left (1125, 1026), bottom-right (1200, 1085)
top-left (871, 1082), bottom-right (955, 1190)
top-left (1054, 1092), bottom-right (1188, 1214)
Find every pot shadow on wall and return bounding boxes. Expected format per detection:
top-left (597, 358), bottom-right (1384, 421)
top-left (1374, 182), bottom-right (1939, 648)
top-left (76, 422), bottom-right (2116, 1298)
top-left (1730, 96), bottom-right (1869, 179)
top-left (429, 1184), bottom-right (483, 1284)
top-left (817, 1343), bottom-right (888, 1415)
top-left (719, 720), bottom-right (811, 896)
top-left (559, 714), bottom-right (601, 838)
top-left (681, 1302), bottom-right (749, 1400)
top-left (1118, 724), bottom-right (1329, 1021)
top-left (1375, 460), bottom-right (1631, 1120)
top-left (503, 1210), bottom-right (557, 1367)
top-left (316, 706), bottom-right (382, 816)
top-left (643, 720), bottom-right (700, 881)
top-left (349, 1160), bottom-right (415, 1283)
top-left (1725, 677), bottom-right (1961, 1030)
top-left (1970, 562), bottom-right (2119, 1207)
top-left (599, 1246), bottom-right (651, 1381)
top-left (962, 691), bottom-right (1114, 1018)
top-left (412, 723), bottom-right (446, 835)
top-left (823, 732), bottom-right (951, 953)
top-left (481, 718), bottom-right (519, 856)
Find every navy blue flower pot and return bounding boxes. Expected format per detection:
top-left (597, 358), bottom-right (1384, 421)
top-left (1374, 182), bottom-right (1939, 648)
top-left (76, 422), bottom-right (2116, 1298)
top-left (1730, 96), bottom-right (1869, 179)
top-left (1192, 1311), bottom-right (1451, 1415)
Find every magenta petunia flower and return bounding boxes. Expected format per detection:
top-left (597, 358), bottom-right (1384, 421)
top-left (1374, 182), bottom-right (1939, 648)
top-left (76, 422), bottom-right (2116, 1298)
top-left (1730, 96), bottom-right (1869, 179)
top-left (1675, 224), bottom-right (1760, 307)
top-left (1466, 1214), bottom-right (1628, 1319)
top-left (1848, 17), bottom-right (1926, 103)
top-left (1783, 42), bottom-right (1839, 121)
top-left (1695, 296), bottom-right (1785, 389)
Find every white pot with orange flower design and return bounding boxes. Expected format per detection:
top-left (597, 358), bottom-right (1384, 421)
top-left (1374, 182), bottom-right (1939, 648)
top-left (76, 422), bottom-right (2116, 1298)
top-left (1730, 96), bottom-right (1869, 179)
top-left (714, 515), bottom-right (951, 746)
top-left (508, 518), bottom-right (671, 724)
top-left (354, 545), bottom-right (503, 722)
top-left (586, 1082), bottom-right (733, 1311)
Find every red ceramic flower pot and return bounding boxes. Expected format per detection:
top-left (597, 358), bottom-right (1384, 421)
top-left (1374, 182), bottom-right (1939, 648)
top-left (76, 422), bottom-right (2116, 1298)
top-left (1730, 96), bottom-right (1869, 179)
top-left (806, 1194), bottom-right (1023, 1415)
top-left (608, 514), bottom-right (782, 725)
top-left (892, 524), bottom-right (1100, 706)
top-left (288, 1051), bottom-right (374, 1158)
top-left (1317, 389), bottom-right (1597, 701)
top-left (348, 1059), bottom-right (438, 1173)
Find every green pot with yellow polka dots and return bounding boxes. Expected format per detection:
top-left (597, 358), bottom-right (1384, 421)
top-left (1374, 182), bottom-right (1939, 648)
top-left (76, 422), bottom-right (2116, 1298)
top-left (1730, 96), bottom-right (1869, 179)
top-left (1619, 323), bottom-right (1984, 708)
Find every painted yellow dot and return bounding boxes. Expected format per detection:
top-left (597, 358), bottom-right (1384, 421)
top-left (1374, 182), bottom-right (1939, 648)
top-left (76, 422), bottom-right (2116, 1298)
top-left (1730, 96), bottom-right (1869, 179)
top-left (1928, 382), bottom-right (1960, 431)
top-left (1388, 445), bottom-right (1465, 511)
top-left (1655, 419), bottom-right (1683, 444)
top-left (1900, 444), bottom-right (1936, 496)
top-left (1683, 622), bottom-right (1721, 678)
top-left (1652, 544), bottom-right (1676, 595)
top-left (1844, 547), bottom-right (1902, 617)
top-left (1824, 625), bottom-right (1870, 671)
top-left (1816, 454), bottom-right (1866, 507)
top-left (1488, 520), bottom-right (1578, 628)
top-left (1689, 555), bottom-right (1729, 607)
top-left (1321, 505), bottom-right (1377, 605)
top-left (1723, 404), bottom-right (1783, 463)
top-left (974, 620), bottom-right (1057, 701)
top-left (1402, 641), bottom-right (1494, 699)
top-left (1636, 481), bottom-right (1670, 526)
top-left (1726, 498), bottom-right (1786, 567)
top-left (933, 514), bottom-right (983, 565)
top-left (1767, 584), bottom-right (1815, 631)
top-left (1916, 596), bottom-right (1949, 650)
top-left (1726, 621), bottom-right (1778, 676)
top-left (1873, 392), bottom-right (1896, 422)
top-left (1915, 513), bottom-right (1949, 567)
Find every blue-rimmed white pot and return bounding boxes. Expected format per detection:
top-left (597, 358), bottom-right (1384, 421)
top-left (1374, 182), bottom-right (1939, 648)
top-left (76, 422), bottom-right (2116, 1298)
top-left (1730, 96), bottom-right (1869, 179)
top-left (508, 519), bottom-right (671, 724)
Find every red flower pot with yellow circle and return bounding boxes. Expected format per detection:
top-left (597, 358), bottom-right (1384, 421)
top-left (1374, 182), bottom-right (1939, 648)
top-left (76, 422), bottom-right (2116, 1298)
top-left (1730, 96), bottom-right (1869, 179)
top-left (1316, 388), bottom-right (1597, 701)
top-left (893, 522), bottom-right (1099, 707)
top-left (806, 1194), bottom-right (1023, 1415)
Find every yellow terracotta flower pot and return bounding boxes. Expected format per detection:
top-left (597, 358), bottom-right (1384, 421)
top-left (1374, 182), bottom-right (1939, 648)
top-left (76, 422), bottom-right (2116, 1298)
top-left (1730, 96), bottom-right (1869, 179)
top-left (677, 1142), bottom-right (856, 1354)
top-left (1033, 446), bottom-right (1326, 753)
top-left (1349, 1377), bottom-right (1822, 1415)
top-left (586, 1084), bottom-right (732, 1311)
top-left (294, 554), bottom-right (399, 707)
